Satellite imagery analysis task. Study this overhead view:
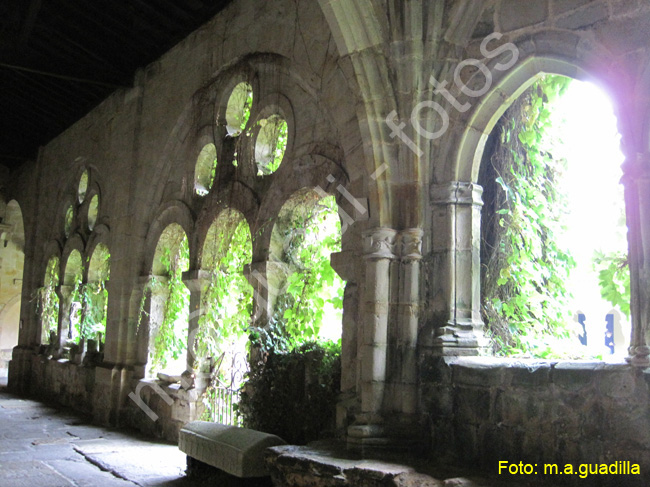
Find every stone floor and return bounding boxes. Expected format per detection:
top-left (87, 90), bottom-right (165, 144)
top-left (0, 382), bottom-right (213, 487)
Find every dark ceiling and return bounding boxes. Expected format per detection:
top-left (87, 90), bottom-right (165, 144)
top-left (0, 0), bottom-right (234, 172)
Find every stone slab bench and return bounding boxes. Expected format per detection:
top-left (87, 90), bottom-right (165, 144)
top-left (179, 421), bottom-right (286, 478)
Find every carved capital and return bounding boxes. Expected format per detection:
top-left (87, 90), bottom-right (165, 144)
top-left (430, 181), bottom-right (483, 206)
top-left (399, 228), bottom-right (423, 261)
top-left (363, 227), bottom-right (398, 260)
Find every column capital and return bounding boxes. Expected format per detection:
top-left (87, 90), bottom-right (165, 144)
top-left (430, 181), bottom-right (483, 206)
top-left (363, 227), bottom-right (399, 260)
top-left (399, 228), bottom-right (423, 261)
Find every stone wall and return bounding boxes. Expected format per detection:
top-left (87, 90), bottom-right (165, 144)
top-left (28, 356), bottom-right (95, 415)
top-left (120, 378), bottom-right (205, 443)
top-left (422, 357), bottom-right (650, 486)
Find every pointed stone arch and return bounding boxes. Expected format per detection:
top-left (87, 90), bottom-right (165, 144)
top-left (0, 200), bottom-right (25, 378)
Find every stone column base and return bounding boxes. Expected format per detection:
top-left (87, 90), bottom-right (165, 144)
top-left (346, 417), bottom-right (425, 455)
top-left (431, 320), bottom-right (488, 356)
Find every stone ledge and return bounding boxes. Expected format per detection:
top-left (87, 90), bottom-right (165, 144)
top-left (446, 356), bottom-right (634, 389)
top-left (265, 443), bottom-right (522, 487)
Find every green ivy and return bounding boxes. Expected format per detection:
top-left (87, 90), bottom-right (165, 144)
top-left (37, 257), bottom-right (60, 344)
top-left (194, 213), bottom-right (253, 375)
top-left (266, 118), bottom-right (287, 174)
top-left (240, 90), bottom-right (252, 132)
top-left (481, 75), bottom-right (576, 357)
top-left (150, 239), bottom-right (190, 372)
top-left (68, 268), bottom-right (84, 341)
top-left (237, 340), bottom-right (341, 444)
top-left (73, 282), bottom-right (105, 341)
top-left (593, 250), bottom-right (630, 318)
top-left (253, 194), bottom-right (343, 353)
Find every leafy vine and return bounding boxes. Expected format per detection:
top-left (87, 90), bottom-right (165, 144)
top-left (480, 75), bottom-right (576, 357)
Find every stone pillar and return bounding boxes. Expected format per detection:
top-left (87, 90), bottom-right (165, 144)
top-left (427, 182), bottom-right (486, 355)
top-left (128, 275), bottom-right (153, 378)
top-left (56, 284), bottom-right (73, 353)
top-left (245, 261), bottom-right (269, 326)
top-left (134, 275), bottom-right (169, 377)
top-left (182, 270), bottom-right (209, 371)
top-left (395, 229), bottom-right (423, 416)
top-left (623, 154), bottom-right (650, 366)
top-left (347, 227), bottom-right (397, 446)
top-left (330, 249), bottom-right (361, 428)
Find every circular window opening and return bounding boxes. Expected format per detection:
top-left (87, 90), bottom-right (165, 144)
top-left (255, 115), bottom-right (288, 176)
top-left (78, 170), bottom-right (89, 203)
top-left (225, 82), bottom-right (253, 136)
top-left (88, 194), bottom-right (99, 230)
top-left (194, 143), bottom-right (217, 196)
top-left (64, 205), bottom-right (74, 237)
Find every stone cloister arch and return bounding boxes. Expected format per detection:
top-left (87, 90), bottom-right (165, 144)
top-left (0, 200), bottom-right (25, 378)
top-left (117, 50), bottom-right (360, 434)
top-left (436, 44), bottom-right (644, 363)
top-left (135, 212), bottom-right (192, 379)
top-left (194, 208), bottom-right (253, 400)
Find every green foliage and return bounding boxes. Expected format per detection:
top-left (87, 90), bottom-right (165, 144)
top-left (255, 116), bottom-right (288, 176)
top-left (594, 250), bottom-right (630, 318)
top-left (75, 281), bottom-right (108, 341)
top-left (237, 340), bottom-right (341, 444)
top-left (75, 249), bottom-right (111, 342)
top-left (240, 90), bottom-right (252, 132)
top-left (37, 257), bottom-right (60, 344)
top-left (68, 268), bottom-right (84, 340)
top-left (481, 75), bottom-right (576, 357)
top-left (255, 194), bottom-right (343, 353)
top-left (194, 212), bottom-right (253, 374)
top-left (267, 118), bottom-right (287, 174)
top-left (150, 238), bottom-right (190, 372)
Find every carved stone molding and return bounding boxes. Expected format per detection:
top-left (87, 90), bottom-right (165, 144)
top-left (399, 228), bottom-right (423, 261)
top-left (362, 227), bottom-right (398, 260)
top-left (430, 181), bottom-right (483, 206)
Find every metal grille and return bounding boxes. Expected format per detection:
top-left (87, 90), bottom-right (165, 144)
top-left (207, 351), bottom-right (247, 426)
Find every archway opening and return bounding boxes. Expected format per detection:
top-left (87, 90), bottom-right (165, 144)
top-left (39, 256), bottom-right (60, 346)
top-left (62, 249), bottom-right (84, 348)
top-left (0, 201), bottom-right (25, 379)
top-left (479, 75), bottom-right (628, 359)
top-left (85, 243), bottom-right (110, 348)
top-left (148, 224), bottom-right (190, 376)
top-left (197, 209), bottom-right (253, 424)
top-left (267, 190), bottom-right (344, 348)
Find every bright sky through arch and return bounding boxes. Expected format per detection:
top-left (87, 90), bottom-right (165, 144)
top-left (549, 78), bottom-right (629, 357)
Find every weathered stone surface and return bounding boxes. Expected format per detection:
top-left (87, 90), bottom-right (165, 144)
top-left (394, 472), bottom-right (443, 487)
top-left (499, 0), bottom-right (549, 30)
top-left (552, 0), bottom-right (595, 15)
top-left (179, 421), bottom-right (286, 478)
top-left (556, 2), bottom-right (609, 29)
top-left (265, 444), bottom-right (486, 487)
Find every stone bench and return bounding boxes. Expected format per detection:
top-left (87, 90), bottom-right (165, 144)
top-left (179, 421), bottom-right (286, 478)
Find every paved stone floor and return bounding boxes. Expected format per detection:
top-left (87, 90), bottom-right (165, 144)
top-left (0, 382), bottom-right (210, 487)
